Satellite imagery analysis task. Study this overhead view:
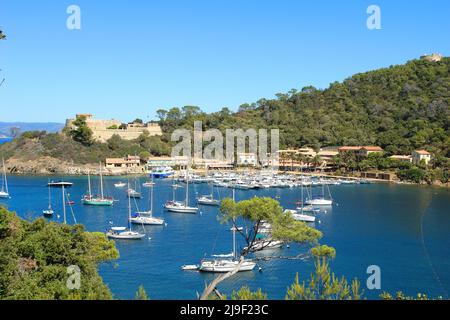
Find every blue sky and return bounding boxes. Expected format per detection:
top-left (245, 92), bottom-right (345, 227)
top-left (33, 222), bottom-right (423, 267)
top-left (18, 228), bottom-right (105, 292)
top-left (1, 0), bottom-right (449, 122)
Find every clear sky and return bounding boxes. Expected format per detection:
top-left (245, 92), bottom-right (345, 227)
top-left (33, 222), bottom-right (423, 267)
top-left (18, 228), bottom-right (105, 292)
top-left (1, 0), bottom-right (449, 122)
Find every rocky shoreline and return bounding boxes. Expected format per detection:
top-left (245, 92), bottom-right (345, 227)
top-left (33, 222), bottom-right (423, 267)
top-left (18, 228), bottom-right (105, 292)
top-left (4, 156), bottom-right (143, 176)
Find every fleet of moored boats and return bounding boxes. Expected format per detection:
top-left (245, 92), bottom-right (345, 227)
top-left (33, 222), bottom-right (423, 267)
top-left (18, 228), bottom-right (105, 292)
top-left (0, 163), bottom-right (373, 273)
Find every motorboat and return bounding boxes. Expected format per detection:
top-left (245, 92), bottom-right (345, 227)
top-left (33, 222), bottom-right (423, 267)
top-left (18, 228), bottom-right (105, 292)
top-left (114, 182), bottom-right (126, 188)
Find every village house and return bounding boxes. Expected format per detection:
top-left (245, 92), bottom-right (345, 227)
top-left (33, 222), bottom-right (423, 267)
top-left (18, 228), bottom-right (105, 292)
top-left (105, 155), bottom-right (141, 169)
top-left (237, 153), bottom-right (258, 166)
top-left (317, 149), bottom-right (339, 164)
top-left (412, 150), bottom-right (432, 165)
top-left (338, 146), bottom-right (384, 157)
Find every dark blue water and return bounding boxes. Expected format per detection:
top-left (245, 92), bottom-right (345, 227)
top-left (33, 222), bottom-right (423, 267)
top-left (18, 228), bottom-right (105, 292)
top-left (1, 176), bottom-right (449, 300)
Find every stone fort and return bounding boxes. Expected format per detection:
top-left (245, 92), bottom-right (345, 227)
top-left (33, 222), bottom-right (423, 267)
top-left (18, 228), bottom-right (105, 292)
top-left (65, 114), bottom-right (163, 142)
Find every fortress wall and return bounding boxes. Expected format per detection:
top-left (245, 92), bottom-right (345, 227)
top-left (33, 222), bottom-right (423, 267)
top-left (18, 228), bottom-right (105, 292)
top-left (92, 128), bottom-right (162, 142)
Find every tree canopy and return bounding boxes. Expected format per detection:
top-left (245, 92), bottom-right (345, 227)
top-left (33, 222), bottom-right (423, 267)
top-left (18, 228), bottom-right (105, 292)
top-left (0, 207), bottom-right (119, 300)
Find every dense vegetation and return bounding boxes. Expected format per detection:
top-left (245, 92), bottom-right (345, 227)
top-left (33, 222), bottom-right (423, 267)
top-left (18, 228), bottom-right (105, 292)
top-left (157, 57), bottom-right (449, 157)
top-left (0, 57), bottom-right (448, 183)
top-left (0, 206), bottom-right (119, 299)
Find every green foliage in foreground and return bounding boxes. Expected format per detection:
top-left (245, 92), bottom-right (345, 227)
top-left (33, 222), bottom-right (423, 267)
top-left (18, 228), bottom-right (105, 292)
top-left (135, 285), bottom-right (149, 300)
top-left (219, 197), bottom-right (322, 253)
top-left (217, 245), bottom-right (440, 300)
top-left (0, 207), bottom-right (119, 300)
top-left (285, 246), bottom-right (363, 300)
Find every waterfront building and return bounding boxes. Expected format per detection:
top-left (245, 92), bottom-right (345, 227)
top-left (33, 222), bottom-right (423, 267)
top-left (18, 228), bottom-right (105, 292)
top-left (237, 153), bottom-right (258, 166)
top-left (105, 155), bottom-right (141, 169)
top-left (338, 146), bottom-right (384, 157)
top-left (412, 150), bottom-right (432, 165)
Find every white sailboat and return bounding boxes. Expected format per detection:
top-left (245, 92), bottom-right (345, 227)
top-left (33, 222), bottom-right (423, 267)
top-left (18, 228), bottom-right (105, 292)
top-left (165, 166), bottom-right (198, 213)
top-left (130, 177), bottom-right (165, 225)
top-left (197, 182), bottom-right (220, 206)
top-left (305, 179), bottom-right (333, 206)
top-left (107, 183), bottom-right (145, 240)
top-left (285, 173), bottom-right (316, 222)
top-left (43, 182), bottom-right (54, 217)
top-left (199, 190), bottom-right (256, 273)
top-left (0, 157), bottom-right (10, 199)
top-left (127, 178), bottom-right (142, 199)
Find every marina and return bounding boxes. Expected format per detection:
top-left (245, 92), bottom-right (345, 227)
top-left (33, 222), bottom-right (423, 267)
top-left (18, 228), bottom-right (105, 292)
top-left (0, 173), bottom-right (448, 299)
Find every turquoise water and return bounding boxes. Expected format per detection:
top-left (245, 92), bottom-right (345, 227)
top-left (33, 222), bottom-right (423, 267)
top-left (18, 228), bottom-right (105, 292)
top-left (1, 176), bottom-right (449, 300)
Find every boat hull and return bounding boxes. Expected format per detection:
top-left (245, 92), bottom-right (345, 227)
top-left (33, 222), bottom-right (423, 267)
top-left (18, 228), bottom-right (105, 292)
top-left (82, 199), bottom-right (114, 206)
top-left (199, 260), bottom-right (256, 273)
top-left (166, 206), bottom-right (198, 213)
top-left (130, 216), bottom-right (165, 225)
top-left (106, 231), bottom-right (145, 240)
top-left (305, 199), bottom-right (333, 206)
top-left (0, 191), bottom-right (10, 198)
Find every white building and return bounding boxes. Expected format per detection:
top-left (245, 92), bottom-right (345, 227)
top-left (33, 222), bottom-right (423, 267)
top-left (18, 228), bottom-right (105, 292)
top-left (237, 153), bottom-right (257, 166)
top-left (412, 150), bottom-right (431, 165)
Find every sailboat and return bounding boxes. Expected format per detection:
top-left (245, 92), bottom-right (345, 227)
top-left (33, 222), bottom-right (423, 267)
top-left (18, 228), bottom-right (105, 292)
top-left (0, 157), bottom-right (9, 199)
top-left (130, 177), bottom-right (164, 225)
top-left (199, 190), bottom-right (256, 273)
top-left (165, 166), bottom-right (198, 213)
top-left (82, 164), bottom-right (114, 206)
top-left (305, 176), bottom-right (333, 206)
top-left (285, 173), bottom-right (316, 222)
top-left (127, 178), bottom-right (142, 199)
top-left (107, 183), bottom-right (145, 240)
top-left (197, 182), bottom-right (220, 206)
top-left (43, 182), bottom-right (54, 217)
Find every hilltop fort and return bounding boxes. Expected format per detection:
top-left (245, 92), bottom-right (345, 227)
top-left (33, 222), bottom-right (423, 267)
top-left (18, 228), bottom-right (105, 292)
top-left (65, 114), bottom-right (162, 142)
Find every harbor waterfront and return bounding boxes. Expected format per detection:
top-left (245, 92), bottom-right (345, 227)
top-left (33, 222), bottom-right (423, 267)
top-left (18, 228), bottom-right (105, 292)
top-left (1, 175), bottom-right (449, 299)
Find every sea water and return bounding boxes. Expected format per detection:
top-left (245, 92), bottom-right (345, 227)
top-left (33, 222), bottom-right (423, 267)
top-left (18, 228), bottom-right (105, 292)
top-left (1, 176), bottom-right (449, 300)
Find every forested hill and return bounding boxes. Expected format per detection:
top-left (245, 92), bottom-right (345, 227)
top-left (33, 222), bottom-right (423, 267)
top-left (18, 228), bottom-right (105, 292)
top-left (157, 57), bottom-right (450, 157)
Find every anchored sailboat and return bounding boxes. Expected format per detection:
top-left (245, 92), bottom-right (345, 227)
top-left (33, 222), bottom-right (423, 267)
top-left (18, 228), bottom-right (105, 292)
top-left (130, 177), bottom-right (165, 225)
top-left (0, 157), bottom-right (9, 199)
top-left (107, 183), bottom-right (145, 240)
top-left (199, 190), bottom-right (256, 273)
top-left (82, 163), bottom-right (114, 206)
top-left (43, 182), bottom-right (54, 217)
top-left (305, 177), bottom-right (333, 206)
top-left (197, 182), bottom-right (220, 206)
top-left (165, 166), bottom-right (198, 213)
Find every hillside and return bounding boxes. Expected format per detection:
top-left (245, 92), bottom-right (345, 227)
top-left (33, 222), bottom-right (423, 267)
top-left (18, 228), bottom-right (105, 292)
top-left (1, 57), bottom-right (449, 175)
top-left (158, 57), bottom-right (450, 158)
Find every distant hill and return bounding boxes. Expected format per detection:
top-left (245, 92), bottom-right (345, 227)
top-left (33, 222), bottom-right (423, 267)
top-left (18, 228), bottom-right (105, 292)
top-left (0, 122), bottom-right (64, 138)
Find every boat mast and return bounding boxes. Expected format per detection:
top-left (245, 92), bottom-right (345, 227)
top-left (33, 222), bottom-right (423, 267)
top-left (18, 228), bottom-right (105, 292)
top-left (232, 188), bottom-right (236, 259)
top-left (62, 184), bottom-right (67, 224)
top-left (127, 182), bottom-right (132, 231)
top-left (2, 157), bottom-right (8, 194)
top-left (87, 171), bottom-right (92, 197)
top-left (99, 162), bottom-right (104, 199)
top-left (48, 183), bottom-right (52, 210)
top-left (150, 176), bottom-right (154, 215)
top-left (185, 164), bottom-right (189, 206)
top-left (300, 165), bottom-right (304, 214)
